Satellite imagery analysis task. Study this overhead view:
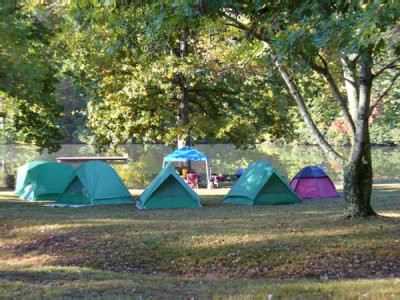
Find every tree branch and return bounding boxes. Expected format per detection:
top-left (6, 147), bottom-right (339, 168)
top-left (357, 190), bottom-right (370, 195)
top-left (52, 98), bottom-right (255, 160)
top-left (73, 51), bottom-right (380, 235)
top-left (372, 57), bottom-right (400, 79)
top-left (222, 11), bottom-right (343, 162)
top-left (299, 51), bottom-right (326, 74)
top-left (220, 11), bottom-right (248, 30)
top-left (318, 54), bottom-right (328, 70)
top-left (318, 55), bottom-right (356, 138)
top-left (300, 51), bottom-right (356, 138)
top-left (341, 54), bottom-right (359, 122)
top-left (190, 87), bottom-right (239, 95)
top-left (220, 11), bottom-right (264, 40)
top-left (265, 43), bottom-right (344, 163)
top-left (224, 22), bottom-right (244, 30)
top-left (369, 71), bottom-right (400, 116)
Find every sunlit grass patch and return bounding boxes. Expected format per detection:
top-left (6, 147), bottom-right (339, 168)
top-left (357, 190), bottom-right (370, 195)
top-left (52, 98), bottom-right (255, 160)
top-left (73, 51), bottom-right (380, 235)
top-left (1, 254), bottom-right (55, 268)
top-left (0, 265), bottom-right (399, 298)
top-left (381, 212), bottom-right (400, 218)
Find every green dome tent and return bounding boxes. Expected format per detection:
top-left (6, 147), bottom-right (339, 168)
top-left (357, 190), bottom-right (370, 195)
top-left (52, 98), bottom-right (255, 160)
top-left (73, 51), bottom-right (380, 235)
top-left (224, 161), bottom-right (301, 205)
top-left (15, 160), bottom-right (52, 195)
top-left (137, 165), bottom-right (201, 209)
top-left (56, 161), bottom-right (133, 206)
top-left (19, 163), bottom-right (75, 201)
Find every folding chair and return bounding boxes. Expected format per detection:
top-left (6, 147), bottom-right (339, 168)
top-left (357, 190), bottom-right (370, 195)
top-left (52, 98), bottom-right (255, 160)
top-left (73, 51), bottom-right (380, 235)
top-left (187, 173), bottom-right (199, 189)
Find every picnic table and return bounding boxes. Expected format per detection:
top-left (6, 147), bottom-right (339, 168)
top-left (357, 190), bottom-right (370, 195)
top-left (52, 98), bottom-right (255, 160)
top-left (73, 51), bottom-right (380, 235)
top-left (56, 155), bottom-right (128, 164)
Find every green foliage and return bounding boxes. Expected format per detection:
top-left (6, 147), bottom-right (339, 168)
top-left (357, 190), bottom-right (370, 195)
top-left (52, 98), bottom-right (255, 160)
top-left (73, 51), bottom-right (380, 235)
top-left (204, 1), bottom-right (400, 147)
top-left (1, 0), bottom-right (399, 150)
top-left (54, 79), bottom-right (89, 143)
top-left (0, 3), bottom-right (63, 152)
top-left (59, 3), bottom-right (295, 148)
top-left (370, 70), bottom-right (400, 145)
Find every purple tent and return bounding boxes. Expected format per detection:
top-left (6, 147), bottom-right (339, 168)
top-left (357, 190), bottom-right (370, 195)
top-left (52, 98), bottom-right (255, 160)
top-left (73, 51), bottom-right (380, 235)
top-left (290, 166), bottom-right (338, 199)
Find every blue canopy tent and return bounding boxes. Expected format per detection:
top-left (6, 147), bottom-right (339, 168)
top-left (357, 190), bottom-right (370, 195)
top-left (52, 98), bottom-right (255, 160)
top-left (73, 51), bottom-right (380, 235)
top-left (162, 146), bottom-right (211, 188)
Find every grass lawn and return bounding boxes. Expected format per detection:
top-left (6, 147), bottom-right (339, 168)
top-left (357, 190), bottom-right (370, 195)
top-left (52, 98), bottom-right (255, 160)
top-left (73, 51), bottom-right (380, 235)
top-left (1, 185), bottom-right (400, 298)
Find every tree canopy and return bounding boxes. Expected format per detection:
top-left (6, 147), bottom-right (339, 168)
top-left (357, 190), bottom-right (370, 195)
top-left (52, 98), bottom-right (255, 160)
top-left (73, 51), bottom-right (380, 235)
top-left (0, 2), bottom-right (63, 152)
top-left (59, 3), bottom-right (294, 149)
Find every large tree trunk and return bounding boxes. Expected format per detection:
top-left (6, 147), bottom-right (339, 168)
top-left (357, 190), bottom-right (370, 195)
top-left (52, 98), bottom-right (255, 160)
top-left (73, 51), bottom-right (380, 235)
top-left (343, 130), bottom-right (375, 217)
top-left (343, 53), bottom-right (376, 217)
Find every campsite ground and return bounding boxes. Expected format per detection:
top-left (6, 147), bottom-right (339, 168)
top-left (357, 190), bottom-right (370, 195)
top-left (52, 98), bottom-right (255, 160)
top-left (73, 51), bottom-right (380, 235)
top-left (0, 184), bottom-right (400, 299)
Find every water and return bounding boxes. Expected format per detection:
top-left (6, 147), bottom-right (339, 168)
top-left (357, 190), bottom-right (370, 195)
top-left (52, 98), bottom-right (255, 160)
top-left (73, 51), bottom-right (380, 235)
top-left (1, 144), bottom-right (399, 189)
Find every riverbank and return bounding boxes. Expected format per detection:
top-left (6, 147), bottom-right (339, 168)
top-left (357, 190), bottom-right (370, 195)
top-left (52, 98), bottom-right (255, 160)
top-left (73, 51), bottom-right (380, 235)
top-left (1, 144), bottom-right (400, 189)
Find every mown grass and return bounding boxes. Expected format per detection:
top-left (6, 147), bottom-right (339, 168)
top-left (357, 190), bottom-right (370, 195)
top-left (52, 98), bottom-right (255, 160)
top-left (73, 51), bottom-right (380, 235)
top-left (0, 185), bottom-right (400, 299)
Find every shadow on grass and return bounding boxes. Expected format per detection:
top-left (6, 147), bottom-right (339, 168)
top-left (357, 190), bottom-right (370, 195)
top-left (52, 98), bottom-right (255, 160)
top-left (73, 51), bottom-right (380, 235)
top-left (5, 214), bottom-right (399, 281)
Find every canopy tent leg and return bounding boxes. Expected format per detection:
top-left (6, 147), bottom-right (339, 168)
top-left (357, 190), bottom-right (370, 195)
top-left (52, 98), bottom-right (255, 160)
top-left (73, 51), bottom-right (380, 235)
top-left (205, 160), bottom-right (211, 189)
